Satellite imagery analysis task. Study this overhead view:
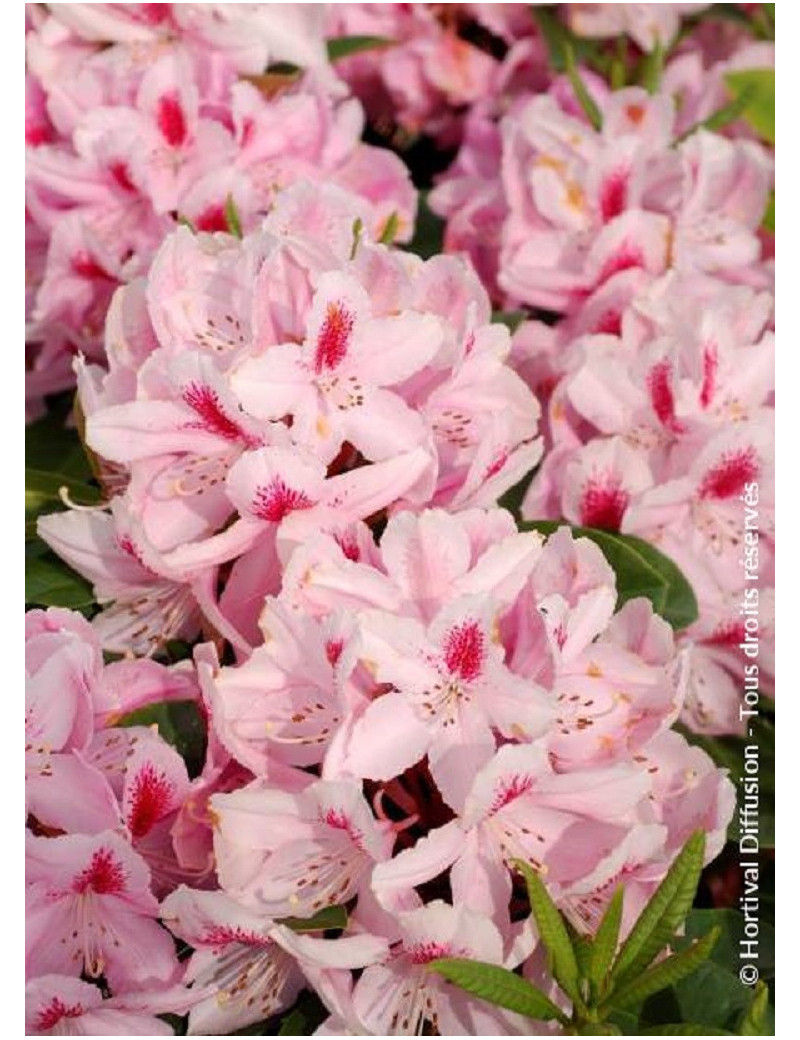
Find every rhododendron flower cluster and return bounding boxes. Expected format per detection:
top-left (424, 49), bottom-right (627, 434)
top-left (25, 2), bottom-right (415, 417)
top-left (25, 3), bottom-right (774, 1036)
top-left (427, 8), bottom-right (775, 740)
top-left (515, 272), bottom-right (774, 735)
top-left (325, 3), bottom-right (550, 146)
top-left (38, 184), bottom-right (542, 656)
top-left (431, 82), bottom-right (772, 307)
top-left (26, 608), bottom-right (203, 1026)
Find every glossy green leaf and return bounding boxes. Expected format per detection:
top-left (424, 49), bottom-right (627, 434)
top-left (677, 909), bottom-right (775, 980)
top-left (604, 928), bottom-right (720, 1011)
top-left (521, 523), bottom-right (699, 630)
top-left (26, 549), bottom-right (94, 609)
top-left (26, 410), bottom-right (98, 537)
top-left (26, 407), bottom-right (92, 480)
top-left (118, 701), bottom-right (207, 779)
top-left (671, 959), bottom-right (768, 1031)
top-left (514, 860), bottom-right (582, 1006)
top-left (26, 467), bottom-right (99, 511)
top-left (640, 1027), bottom-right (732, 1036)
top-left (404, 192), bottom-right (444, 260)
top-left (724, 69), bottom-right (774, 143)
top-left (429, 959), bottom-right (566, 1023)
top-left (276, 1007), bottom-right (309, 1035)
top-left (612, 832), bottom-right (706, 985)
top-left (274, 990), bottom-right (328, 1036)
top-left (280, 905), bottom-right (347, 933)
top-left (327, 35), bottom-right (393, 62)
top-left (685, 719), bottom-right (775, 849)
top-left (738, 980), bottom-right (770, 1035)
top-left (498, 468), bottom-right (537, 521)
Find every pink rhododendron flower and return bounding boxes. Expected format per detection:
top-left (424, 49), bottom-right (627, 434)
top-left (195, 511), bottom-right (731, 955)
top-left (24, 7), bottom-right (763, 1031)
top-left (25, 8), bottom-right (415, 414)
top-left (26, 830), bottom-right (180, 991)
top-left (432, 81), bottom-right (772, 311)
top-left (52, 3), bottom-right (330, 76)
top-left (40, 185), bottom-right (541, 655)
top-left (326, 4), bottom-right (537, 146)
top-left (344, 901), bottom-right (532, 1035)
top-left (518, 272), bottom-right (774, 734)
top-left (25, 607), bottom-right (199, 836)
top-left (212, 778), bottom-right (395, 916)
top-left (25, 975), bottom-right (174, 1036)
top-left (161, 885), bottom-right (387, 1034)
top-left (565, 5), bottom-right (710, 52)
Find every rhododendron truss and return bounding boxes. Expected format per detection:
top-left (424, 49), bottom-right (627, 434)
top-left (25, 2), bottom-right (415, 417)
top-left (25, 4), bottom-right (775, 1037)
top-left (37, 184), bottom-right (542, 656)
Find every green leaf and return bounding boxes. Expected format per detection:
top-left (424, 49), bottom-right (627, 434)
top-left (404, 191), bottom-right (444, 260)
top-left (611, 832), bottom-right (706, 986)
top-left (738, 980), bottom-right (770, 1035)
top-left (280, 905), bottom-right (347, 932)
top-left (521, 523), bottom-right (698, 630)
top-left (118, 701), bottom-right (207, 779)
top-left (277, 1007), bottom-right (308, 1035)
top-left (588, 887), bottom-right (625, 996)
top-left (378, 211), bottom-right (400, 245)
top-left (640, 1027), bottom-right (732, 1036)
top-left (224, 193), bottom-right (243, 238)
top-left (514, 860), bottom-right (582, 1006)
top-left (604, 928), bottom-right (720, 1011)
top-left (326, 35), bottom-right (393, 62)
top-left (492, 309), bottom-right (527, 334)
top-left (532, 6), bottom-right (598, 74)
top-left (571, 928), bottom-right (593, 982)
top-left (762, 191), bottom-right (775, 233)
top-left (675, 83), bottom-right (758, 143)
top-left (26, 410), bottom-right (98, 533)
top-left (564, 43), bottom-right (603, 130)
top-left (610, 37), bottom-right (628, 90)
top-left (671, 959), bottom-right (765, 1030)
top-left (724, 69), bottom-right (774, 143)
top-left (26, 407), bottom-right (92, 481)
top-left (26, 467), bottom-right (99, 511)
top-left (157, 1013), bottom-right (187, 1034)
top-left (498, 468), bottom-right (538, 521)
top-left (429, 959), bottom-right (566, 1023)
top-left (264, 61), bottom-right (300, 76)
top-left (26, 549), bottom-right (94, 609)
top-left (677, 909), bottom-right (775, 980)
top-left (638, 39), bottom-right (665, 94)
top-left (577, 1026), bottom-right (622, 1035)
top-left (275, 991), bottom-right (332, 1036)
top-left (685, 719), bottom-right (775, 849)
